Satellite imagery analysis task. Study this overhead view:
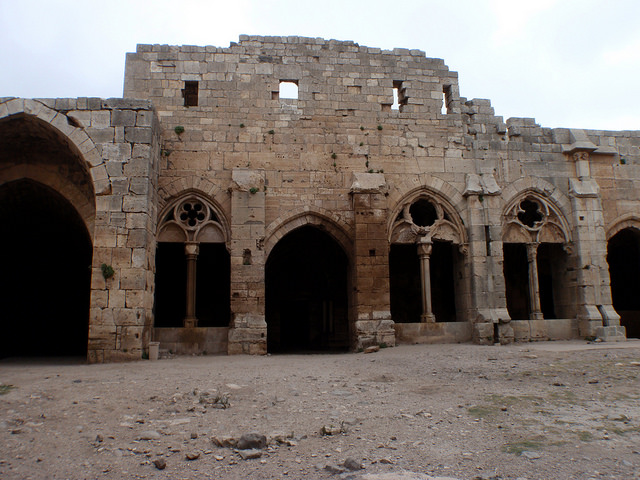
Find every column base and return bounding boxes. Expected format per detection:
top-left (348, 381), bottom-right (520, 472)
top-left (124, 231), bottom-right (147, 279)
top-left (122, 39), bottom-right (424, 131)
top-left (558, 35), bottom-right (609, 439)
top-left (183, 317), bottom-right (198, 328)
top-left (421, 313), bottom-right (436, 323)
top-left (596, 325), bottom-right (627, 342)
top-left (227, 313), bottom-right (267, 355)
top-left (354, 318), bottom-right (396, 350)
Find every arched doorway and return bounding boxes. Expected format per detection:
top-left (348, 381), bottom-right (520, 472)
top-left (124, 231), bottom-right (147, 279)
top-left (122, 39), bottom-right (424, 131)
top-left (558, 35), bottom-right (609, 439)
top-left (607, 228), bottom-right (640, 338)
top-left (266, 225), bottom-right (349, 352)
top-left (0, 111), bottom-right (95, 359)
top-left (0, 180), bottom-right (92, 357)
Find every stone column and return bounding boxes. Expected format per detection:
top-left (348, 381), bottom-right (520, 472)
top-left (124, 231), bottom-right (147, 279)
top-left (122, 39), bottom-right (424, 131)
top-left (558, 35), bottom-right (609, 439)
top-left (183, 242), bottom-right (199, 328)
top-left (565, 131), bottom-right (625, 340)
top-left (526, 242), bottom-right (544, 320)
top-left (418, 238), bottom-right (436, 323)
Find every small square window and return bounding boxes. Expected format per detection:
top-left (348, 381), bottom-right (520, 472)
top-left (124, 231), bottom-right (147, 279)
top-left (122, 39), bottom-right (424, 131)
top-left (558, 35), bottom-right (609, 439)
top-left (183, 81), bottom-right (199, 107)
top-left (279, 80), bottom-right (298, 100)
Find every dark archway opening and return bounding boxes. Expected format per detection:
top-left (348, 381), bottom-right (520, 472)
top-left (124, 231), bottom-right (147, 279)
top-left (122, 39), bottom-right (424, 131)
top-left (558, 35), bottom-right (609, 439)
top-left (538, 243), bottom-right (566, 319)
top-left (389, 244), bottom-right (421, 323)
top-left (154, 243), bottom-right (186, 327)
top-left (196, 244), bottom-right (231, 326)
top-left (503, 243), bottom-right (530, 320)
top-left (0, 180), bottom-right (92, 358)
top-left (607, 228), bottom-right (640, 338)
top-left (389, 241), bottom-right (457, 322)
top-left (266, 225), bottom-right (349, 353)
top-left (154, 242), bottom-right (230, 327)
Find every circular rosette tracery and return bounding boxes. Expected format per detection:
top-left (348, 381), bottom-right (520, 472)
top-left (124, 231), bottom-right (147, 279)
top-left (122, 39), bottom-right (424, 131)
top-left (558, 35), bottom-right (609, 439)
top-left (158, 194), bottom-right (228, 243)
top-left (390, 194), bottom-right (466, 246)
top-left (503, 194), bottom-right (570, 244)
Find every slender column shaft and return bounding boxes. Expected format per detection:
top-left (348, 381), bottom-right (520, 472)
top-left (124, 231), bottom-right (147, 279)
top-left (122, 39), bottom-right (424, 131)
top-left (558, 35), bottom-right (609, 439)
top-left (526, 242), bottom-right (543, 320)
top-left (418, 239), bottom-right (436, 323)
top-left (184, 242), bottom-right (199, 328)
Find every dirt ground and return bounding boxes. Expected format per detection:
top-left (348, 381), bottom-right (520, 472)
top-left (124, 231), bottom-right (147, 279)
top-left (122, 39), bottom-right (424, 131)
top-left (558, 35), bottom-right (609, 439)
top-left (1, 340), bottom-right (640, 480)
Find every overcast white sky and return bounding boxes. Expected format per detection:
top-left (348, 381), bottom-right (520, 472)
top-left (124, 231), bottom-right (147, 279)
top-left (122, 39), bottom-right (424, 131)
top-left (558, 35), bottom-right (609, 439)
top-left (1, 0), bottom-right (639, 131)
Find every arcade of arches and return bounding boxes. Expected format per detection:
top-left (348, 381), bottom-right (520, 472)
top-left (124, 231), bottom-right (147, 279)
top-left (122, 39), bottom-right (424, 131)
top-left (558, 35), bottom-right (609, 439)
top-left (2, 79), bottom-right (638, 361)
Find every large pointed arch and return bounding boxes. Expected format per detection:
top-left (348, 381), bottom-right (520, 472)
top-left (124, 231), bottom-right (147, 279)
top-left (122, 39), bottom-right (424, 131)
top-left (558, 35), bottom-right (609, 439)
top-left (265, 223), bottom-right (351, 352)
top-left (264, 206), bottom-right (353, 260)
top-left (606, 214), bottom-right (640, 338)
top-left (0, 99), bottom-right (99, 239)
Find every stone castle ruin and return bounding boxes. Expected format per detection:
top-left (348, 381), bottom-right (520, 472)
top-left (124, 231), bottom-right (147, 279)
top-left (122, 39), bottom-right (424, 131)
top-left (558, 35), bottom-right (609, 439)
top-left (1, 35), bottom-right (638, 362)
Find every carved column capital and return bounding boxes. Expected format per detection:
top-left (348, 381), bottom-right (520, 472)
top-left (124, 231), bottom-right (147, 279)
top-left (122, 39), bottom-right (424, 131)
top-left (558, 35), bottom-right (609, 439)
top-left (417, 237), bottom-right (433, 257)
top-left (572, 151), bottom-right (590, 162)
top-left (184, 242), bottom-right (199, 258)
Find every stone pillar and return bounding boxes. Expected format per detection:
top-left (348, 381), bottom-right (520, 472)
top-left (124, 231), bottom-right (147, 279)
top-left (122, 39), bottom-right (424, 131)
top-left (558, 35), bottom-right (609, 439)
top-left (87, 100), bottom-right (160, 363)
top-left (526, 242), bottom-right (544, 320)
top-left (564, 132), bottom-right (625, 341)
top-left (351, 173), bottom-right (396, 350)
top-left (183, 242), bottom-right (199, 328)
top-left (417, 238), bottom-right (436, 323)
top-left (463, 174), bottom-right (512, 344)
top-left (227, 169), bottom-right (267, 354)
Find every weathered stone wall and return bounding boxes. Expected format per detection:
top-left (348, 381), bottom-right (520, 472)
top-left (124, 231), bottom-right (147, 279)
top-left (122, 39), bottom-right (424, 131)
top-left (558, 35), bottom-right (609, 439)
top-left (84, 99), bottom-right (160, 362)
top-left (0, 97), bottom-right (160, 362)
top-left (120, 35), bottom-right (640, 350)
top-left (4, 35), bottom-right (640, 360)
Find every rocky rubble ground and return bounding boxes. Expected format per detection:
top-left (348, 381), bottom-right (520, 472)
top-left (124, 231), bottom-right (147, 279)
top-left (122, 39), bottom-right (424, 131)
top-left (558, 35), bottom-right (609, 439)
top-left (1, 341), bottom-right (640, 480)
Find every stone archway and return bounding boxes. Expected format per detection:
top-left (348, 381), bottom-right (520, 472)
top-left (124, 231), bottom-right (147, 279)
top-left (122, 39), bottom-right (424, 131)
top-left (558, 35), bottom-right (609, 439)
top-left (0, 180), bottom-right (92, 357)
top-left (265, 225), bottom-right (350, 352)
top-left (0, 107), bottom-right (96, 358)
top-left (388, 190), bottom-right (468, 325)
top-left (502, 192), bottom-right (573, 322)
top-left (155, 192), bottom-right (231, 328)
top-left (607, 228), bottom-right (640, 338)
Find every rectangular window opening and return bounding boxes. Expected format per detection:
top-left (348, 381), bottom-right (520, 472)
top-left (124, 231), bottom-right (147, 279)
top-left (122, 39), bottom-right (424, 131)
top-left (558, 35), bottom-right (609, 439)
top-left (183, 81), bottom-right (199, 107)
top-left (392, 80), bottom-right (408, 111)
top-left (485, 225), bottom-right (492, 256)
top-left (442, 84), bottom-right (452, 114)
top-left (279, 80), bottom-right (298, 100)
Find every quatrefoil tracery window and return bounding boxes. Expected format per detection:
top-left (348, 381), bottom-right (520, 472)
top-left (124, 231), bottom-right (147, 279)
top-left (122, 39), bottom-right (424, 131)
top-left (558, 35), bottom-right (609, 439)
top-left (158, 195), bottom-right (227, 244)
top-left (504, 194), bottom-right (570, 245)
top-left (517, 199), bottom-right (544, 229)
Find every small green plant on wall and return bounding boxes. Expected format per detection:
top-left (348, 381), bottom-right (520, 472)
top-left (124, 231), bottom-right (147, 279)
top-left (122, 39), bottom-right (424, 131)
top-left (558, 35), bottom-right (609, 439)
top-left (101, 264), bottom-right (115, 280)
top-left (174, 125), bottom-right (185, 135)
